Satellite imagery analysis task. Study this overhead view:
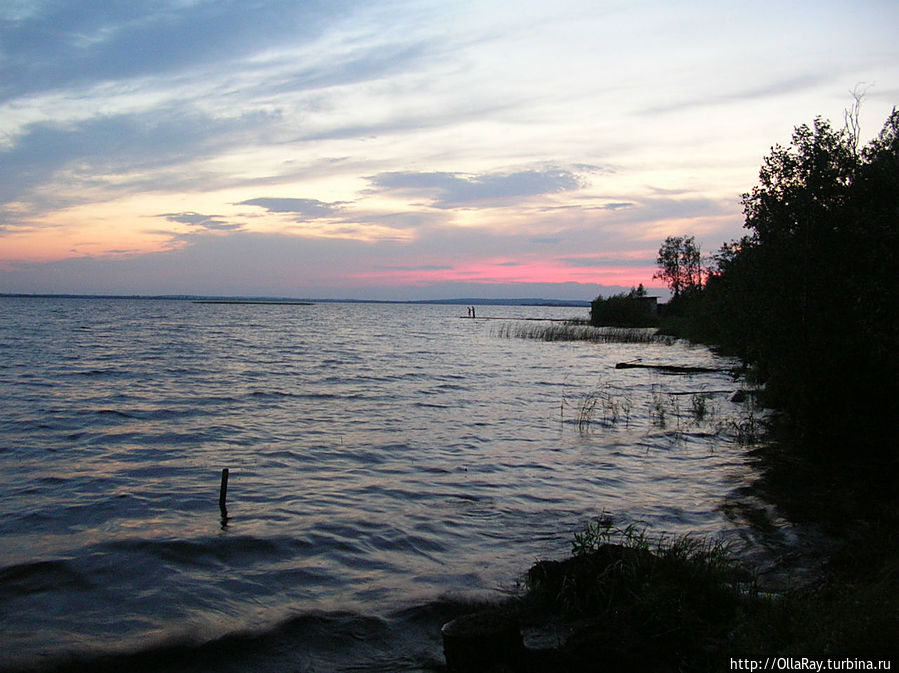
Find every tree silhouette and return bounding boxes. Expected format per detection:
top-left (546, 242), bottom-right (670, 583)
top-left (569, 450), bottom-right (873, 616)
top-left (686, 109), bottom-right (899, 457)
top-left (654, 235), bottom-right (702, 298)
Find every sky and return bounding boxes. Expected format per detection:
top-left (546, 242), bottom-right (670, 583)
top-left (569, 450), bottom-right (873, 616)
top-left (1, 0), bottom-right (897, 300)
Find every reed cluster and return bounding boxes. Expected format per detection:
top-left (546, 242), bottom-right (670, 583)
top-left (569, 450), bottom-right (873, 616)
top-left (494, 322), bottom-right (676, 344)
top-left (572, 380), bottom-right (765, 445)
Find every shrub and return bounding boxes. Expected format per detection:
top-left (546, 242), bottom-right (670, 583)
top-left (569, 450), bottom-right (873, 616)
top-left (590, 285), bottom-right (658, 327)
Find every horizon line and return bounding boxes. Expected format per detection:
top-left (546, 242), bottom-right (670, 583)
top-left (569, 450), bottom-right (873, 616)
top-left (0, 292), bottom-right (609, 306)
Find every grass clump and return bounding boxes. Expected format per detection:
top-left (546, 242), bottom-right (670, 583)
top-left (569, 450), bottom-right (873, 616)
top-left (494, 322), bottom-right (675, 344)
top-left (525, 520), bottom-right (749, 669)
top-left (520, 517), bottom-right (898, 670)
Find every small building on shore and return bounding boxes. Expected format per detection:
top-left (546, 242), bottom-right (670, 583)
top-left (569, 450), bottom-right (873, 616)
top-left (590, 289), bottom-right (659, 327)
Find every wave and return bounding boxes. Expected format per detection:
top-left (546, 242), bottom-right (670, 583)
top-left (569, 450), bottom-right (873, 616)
top-left (101, 534), bottom-right (305, 568)
top-left (0, 559), bottom-right (92, 600)
top-left (0, 300), bottom-right (768, 673)
top-left (0, 598), bottom-right (496, 673)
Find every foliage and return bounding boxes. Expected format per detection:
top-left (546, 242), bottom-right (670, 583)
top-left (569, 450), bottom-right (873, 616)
top-left (654, 235), bottom-right (703, 298)
top-left (663, 110), bottom-right (899, 460)
top-left (589, 284), bottom-right (658, 327)
top-left (533, 520), bottom-right (747, 617)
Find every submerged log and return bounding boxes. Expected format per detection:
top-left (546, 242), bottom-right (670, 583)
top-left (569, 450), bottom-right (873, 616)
top-left (615, 362), bottom-right (726, 374)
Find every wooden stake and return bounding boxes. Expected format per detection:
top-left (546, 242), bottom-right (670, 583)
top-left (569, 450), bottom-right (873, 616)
top-left (219, 468), bottom-right (229, 515)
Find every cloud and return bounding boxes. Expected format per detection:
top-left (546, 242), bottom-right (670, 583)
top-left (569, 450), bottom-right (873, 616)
top-left (158, 211), bottom-right (242, 232)
top-left (0, 2), bottom-right (449, 220)
top-left (374, 264), bottom-right (454, 272)
top-left (0, 234), bottom-right (637, 300)
top-left (2, 0), bottom-right (894, 302)
top-left (251, 41), bottom-right (434, 100)
top-left (558, 255), bottom-right (655, 269)
top-left (640, 73), bottom-right (833, 116)
top-left (236, 197), bottom-right (345, 220)
top-left (367, 167), bottom-right (585, 208)
top-left (0, 1), bottom-right (350, 103)
top-left (0, 225), bottom-right (637, 298)
top-left (591, 196), bottom-right (737, 227)
top-left (0, 108), bottom-right (276, 212)
top-left (235, 197), bottom-right (444, 240)
top-left (291, 97), bottom-right (522, 144)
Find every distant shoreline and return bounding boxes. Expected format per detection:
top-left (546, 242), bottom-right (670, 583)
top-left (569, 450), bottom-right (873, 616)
top-left (192, 300), bottom-right (315, 305)
top-left (0, 293), bottom-right (591, 308)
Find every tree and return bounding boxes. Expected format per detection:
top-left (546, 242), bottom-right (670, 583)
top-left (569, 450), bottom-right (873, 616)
top-left (700, 110), bottom-right (899, 457)
top-left (654, 235), bottom-right (702, 298)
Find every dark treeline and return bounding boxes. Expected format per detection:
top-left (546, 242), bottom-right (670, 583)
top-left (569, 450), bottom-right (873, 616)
top-left (565, 109), bottom-right (899, 669)
top-left (658, 109), bottom-right (899, 463)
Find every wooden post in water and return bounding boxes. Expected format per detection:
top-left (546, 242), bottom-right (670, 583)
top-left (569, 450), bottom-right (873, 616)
top-left (219, 468), bottom-right (229, 516)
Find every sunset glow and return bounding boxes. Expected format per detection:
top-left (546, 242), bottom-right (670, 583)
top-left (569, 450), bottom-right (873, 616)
top-left (1, 0), bottom-right (896, 300)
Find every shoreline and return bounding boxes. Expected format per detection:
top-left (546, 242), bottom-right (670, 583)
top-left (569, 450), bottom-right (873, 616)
top-left (438, 430), bottom-right (898, 671)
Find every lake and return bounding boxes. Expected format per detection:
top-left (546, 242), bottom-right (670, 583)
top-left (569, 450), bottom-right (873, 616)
top-left (0, 297), bottom-right (789, 672)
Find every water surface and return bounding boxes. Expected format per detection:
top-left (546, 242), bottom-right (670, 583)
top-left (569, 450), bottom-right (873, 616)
top-left (0, 297), bottom-right (784, 671)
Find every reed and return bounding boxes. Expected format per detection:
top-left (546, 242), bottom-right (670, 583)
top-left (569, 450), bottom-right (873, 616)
top-left (494, 322), bottom-right (676, 344)
top-left (719, 400), bottom-right (764, 446)
top-left (575, 383), bottom-right (632, 432)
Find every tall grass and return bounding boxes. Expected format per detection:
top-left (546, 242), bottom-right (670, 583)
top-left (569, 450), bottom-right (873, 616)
top-left (575, 382), bottom-right (633, 431)
top-left (494, 321), bottom-right (676, 344)
top-left (523, 517), bottom-right (899, 666)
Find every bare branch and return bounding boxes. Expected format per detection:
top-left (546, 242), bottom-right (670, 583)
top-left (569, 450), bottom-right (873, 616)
top-left (843, 83), bottom-right (871, 155)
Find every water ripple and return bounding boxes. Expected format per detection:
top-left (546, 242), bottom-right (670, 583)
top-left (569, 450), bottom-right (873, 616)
top-left (0, 298), bottom-right (776, 671)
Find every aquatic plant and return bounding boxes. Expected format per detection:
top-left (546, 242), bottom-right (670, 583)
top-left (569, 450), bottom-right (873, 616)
top-left (494, 322), bottom-right (676, 345)
top-left (574, 381), bottom-right (632, 433)
top-left (690, 391), bottom-right (710, 422)
top-left (714, 396), bottom-right (765, 446)
top-left (573, 380), bottom-right (744, 442)
top-left (649, 385), bottom-right (668, 428)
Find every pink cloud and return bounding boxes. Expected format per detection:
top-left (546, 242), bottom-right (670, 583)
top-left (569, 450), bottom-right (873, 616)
top-left (347, 258), bottom-right (659, 289)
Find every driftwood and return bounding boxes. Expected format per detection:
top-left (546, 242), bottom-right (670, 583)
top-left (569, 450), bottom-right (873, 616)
top-left (615, 362), bottom-right (727, 374)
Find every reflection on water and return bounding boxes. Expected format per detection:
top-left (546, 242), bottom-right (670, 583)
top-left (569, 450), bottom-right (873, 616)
top-left (0, 297), bottom-right (801, 671)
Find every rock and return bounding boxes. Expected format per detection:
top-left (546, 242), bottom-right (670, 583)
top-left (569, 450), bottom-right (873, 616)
top-left (526, 544), bottom-right (654, 602)
top-left (441, 609), bottom-right (524, 672)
